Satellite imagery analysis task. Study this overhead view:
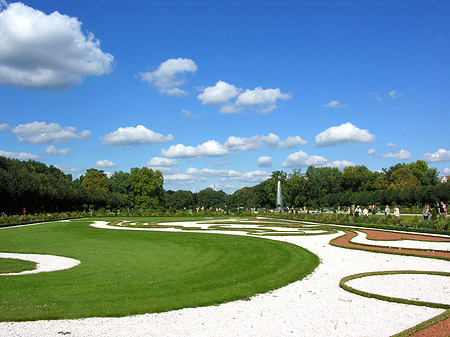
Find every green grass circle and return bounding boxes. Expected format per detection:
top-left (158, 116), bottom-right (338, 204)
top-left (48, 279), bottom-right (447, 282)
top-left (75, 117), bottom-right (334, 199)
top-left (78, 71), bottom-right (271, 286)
top-left (0, 218), bottom-right (319, 321)
top-left (0, 258), bottom-right (36, 274)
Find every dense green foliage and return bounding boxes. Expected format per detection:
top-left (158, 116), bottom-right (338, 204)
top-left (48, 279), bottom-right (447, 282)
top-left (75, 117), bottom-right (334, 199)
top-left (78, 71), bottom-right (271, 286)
top-left (0, 218), bottom-right (318, 321)
top-left (1, 156), bottom-right (448, 215)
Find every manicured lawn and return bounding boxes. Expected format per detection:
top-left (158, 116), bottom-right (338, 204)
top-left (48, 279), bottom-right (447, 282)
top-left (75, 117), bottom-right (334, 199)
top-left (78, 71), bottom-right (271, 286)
top-left (0, 218), bottom-right (319, 321)
top-left (0, 258), bottom-right (36, 274)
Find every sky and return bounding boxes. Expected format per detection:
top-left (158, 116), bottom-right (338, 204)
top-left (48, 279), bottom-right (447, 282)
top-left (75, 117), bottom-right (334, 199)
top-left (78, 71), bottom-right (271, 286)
top-left (0, 0), bottom-right (449, 193)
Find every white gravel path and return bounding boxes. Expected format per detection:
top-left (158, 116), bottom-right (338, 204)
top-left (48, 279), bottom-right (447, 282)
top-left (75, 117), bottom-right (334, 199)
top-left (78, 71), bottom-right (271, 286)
top-left (347, 273), bottom-right (450, 304)
top-left (1, 220), bottom-right (449, 337)
top-left (351, 231), bottom-right (450, 251)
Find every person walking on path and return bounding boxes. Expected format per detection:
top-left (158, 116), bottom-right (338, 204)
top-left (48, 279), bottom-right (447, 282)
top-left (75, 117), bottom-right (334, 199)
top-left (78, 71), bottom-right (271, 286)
top-left (439, 201), bottom-right (447, 221)
top-left (422, 205), bottom-right (431, 222)
top-left (385, 205), bottom-right (390, 216)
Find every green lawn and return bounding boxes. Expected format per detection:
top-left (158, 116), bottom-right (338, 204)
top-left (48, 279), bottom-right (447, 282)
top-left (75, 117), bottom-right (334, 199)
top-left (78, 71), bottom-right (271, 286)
top-left (0, 218), bottom-right (319, 321)
top-left (0, 258), bottom-right (36, 274)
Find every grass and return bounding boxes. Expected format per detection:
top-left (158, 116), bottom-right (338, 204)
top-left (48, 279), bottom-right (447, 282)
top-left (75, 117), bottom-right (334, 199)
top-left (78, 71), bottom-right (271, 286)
top-left (0, 217), bottom-right (319, 321)
top-left (0, 258), bottom-right (36, 274)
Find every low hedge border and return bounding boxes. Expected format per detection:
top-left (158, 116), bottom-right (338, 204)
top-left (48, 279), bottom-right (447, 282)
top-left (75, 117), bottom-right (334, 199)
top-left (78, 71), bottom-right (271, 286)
top-left (340, 270), bottom-right (450, 310)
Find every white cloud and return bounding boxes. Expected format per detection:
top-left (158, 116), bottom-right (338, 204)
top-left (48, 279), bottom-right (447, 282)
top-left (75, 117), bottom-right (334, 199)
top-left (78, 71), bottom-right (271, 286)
top-left (198, 80), bottom-right (240, 105)
top-left (11, 121), bottom-right (91, 144)
top-left (0, 123), bottom-right (10, 130)
top-left (257, 156), bottom-right (272, 167)
top-left (282, 151), bottom-right (329, 168)
top-left (0, 150), bottom-right (39, 160)
top-left (161, 140), bottom-right (228, 158)
top-left (219, 103), bottom-right (242, 114)
top-left (138, 58), bottom-right (197, 96)
top-left (224, 133), bottom-right (305, 152)
top-left (387, 142), bottom-right (398, 147)
top-left (101, 125), bottom-right (174, 146)
top-left (187, 167), bottom-right (241, 178)
top-left (147, 157), bottom-right (178, 167)
top-left (325, 160), bottom-right (355, 169)
top-left (323, 100), bottom-right (347, 108)
top-left (96, 160), bottom-right (116, 168)
top-left (315, 122), bottom-right (375, 146)
top-left (56, 165), bottom-right (84, 174)
top-left (45, 145), bottom-right (70, 155)
top-left (381, 149), bottom-right (412, 160)
top-left (222, 170), bottom-right (271, 183)
top-left (422, 149), bottom-right (450, 162)
top-left (0, 3), bottom-right (113, 90)
top-left (442, 168), bottom-right (450, 175)
top-left (279, 136), bottom-right (307, 148)
top-left (236, 87), bottom-right (291, 106)
top-left (366, 148), bottom-right (376, 155)
top-left (389, 90), bottom-right (403, 99)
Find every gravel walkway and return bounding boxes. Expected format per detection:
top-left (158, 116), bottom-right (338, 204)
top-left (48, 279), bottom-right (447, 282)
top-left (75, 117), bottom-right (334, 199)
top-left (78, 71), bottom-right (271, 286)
top-left (0, 220), bottom-right (449, 336)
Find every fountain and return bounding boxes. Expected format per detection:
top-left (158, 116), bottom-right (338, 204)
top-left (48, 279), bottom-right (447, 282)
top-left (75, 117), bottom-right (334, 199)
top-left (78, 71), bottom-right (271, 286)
top-left (276, 180), bottom-right (283, 211)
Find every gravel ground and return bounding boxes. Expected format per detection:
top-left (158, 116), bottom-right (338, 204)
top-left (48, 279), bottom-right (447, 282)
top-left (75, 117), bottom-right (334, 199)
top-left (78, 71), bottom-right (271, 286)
top-left (351, 231), bottom-right (450, 251)
top-left (0, 253), bottom-right (80, 276)
top-left (1, 220), bottom-right (449, 336)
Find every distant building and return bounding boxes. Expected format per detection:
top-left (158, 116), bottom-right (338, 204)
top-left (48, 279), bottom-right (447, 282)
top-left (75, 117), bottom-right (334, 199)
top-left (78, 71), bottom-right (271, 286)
top-left (440, 176), bottom-right (449, 183)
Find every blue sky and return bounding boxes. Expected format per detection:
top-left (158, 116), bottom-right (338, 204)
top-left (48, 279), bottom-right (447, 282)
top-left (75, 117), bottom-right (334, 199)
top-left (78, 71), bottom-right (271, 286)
top-left (0, 0), bottom-right (449, 193)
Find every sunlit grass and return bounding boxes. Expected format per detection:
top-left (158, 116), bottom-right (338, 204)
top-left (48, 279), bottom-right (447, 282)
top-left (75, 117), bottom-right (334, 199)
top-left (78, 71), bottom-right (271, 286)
top-left (0, 218), bottom-right (318, 321)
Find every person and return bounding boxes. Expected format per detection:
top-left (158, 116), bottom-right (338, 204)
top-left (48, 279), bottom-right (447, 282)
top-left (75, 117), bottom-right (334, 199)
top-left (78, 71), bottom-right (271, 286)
top-left (439, 201), bottom-right (447, 221)
top-left (363, 208), bottom-right (369, 216)
top-left (422, 205), bottom-right (430, 222)
top-left (355, 205), bottom-right (362, 216)
top-left (385, 205), bottom-right (390, 216)
top-left (394, 206), bottom-right (400, 218)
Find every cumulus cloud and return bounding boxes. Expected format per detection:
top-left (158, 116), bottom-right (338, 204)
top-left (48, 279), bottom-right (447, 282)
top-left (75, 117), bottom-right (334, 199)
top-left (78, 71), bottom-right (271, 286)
top-left (257, 156), bottom-right (272, 167)
top-left (96, 160), bottom-right (116, 168)
top-left (387, 142), bottom-right (398, 147)
top-left (389, 90), bottom-right (403, 99)
top-left (442, 168), bottom-right (450, 175)
top-left (381, 149), bottom-right (412, 160)
top-left (236, 87), bottom-right (291, 106)
top-left (0, 3), bottom-right (113, 90)
top-left (323, 100), bottom-right (347, 108)
top-left (315, 122), bottom-right (375, 147)
top-left (147, 157), bottom-right (178, 167)
top-left (0, 149), bottom-right (39, 160)
top-left (138, 58), bottom-right (197, 96)
top-left (282, 151), bottom-right (329, 168)
top-left (198, 81), bottom-right (240, 105)
top-left (11, 121), bottom-right (91, 144)
top-left (224, 133), bottom-right (305, 152)
top-left (101, 125), bottom-right (174, 146)
top-left (234, 87), bottom-right (291, 113)
top-left (161, 140), bottom-right (228, 158)
top-left (422, 149), bottom-right (450, 162)
top-left (367, 148), bottom-right (376, 155)
top-left (282, 150), bottom-right (354, 169)
top-left (45, 145), bottom-right (70, 155)
top-left (326, 160), bottom-right (355, 169)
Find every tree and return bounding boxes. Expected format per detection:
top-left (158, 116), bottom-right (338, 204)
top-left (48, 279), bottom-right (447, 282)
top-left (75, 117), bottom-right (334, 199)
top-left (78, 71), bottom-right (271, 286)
top-left (166, 190), bottom-right (194, 210)
top-left (389, 167), bottom-right (420, 189)
top-left (130, 167), bottom-right (164, 209)
top-left (340, 165), bottom-right (372, 192)
top-left (81, 169), bottom-right (111, 192)
top-left (196, 188), bottom-right (227, 209)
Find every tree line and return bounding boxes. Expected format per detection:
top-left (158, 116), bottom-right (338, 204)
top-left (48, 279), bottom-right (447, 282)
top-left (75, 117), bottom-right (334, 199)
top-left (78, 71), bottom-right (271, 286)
top-left (0, 156), bottom-right (448, 214)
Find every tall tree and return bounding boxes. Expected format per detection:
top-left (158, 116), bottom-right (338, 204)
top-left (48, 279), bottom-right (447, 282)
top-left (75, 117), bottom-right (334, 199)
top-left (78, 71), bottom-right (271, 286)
top-left (130, 167), bottom-right (164, 209)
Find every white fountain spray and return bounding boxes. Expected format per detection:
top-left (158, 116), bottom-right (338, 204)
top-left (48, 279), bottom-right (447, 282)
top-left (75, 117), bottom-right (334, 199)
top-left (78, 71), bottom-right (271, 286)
top-left (276, 180), bottom-right (283, 211)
